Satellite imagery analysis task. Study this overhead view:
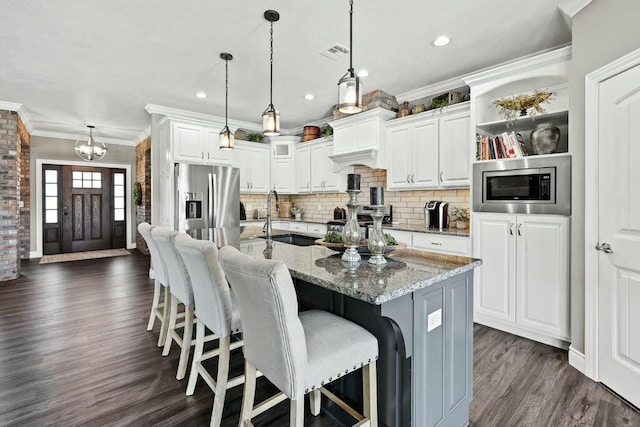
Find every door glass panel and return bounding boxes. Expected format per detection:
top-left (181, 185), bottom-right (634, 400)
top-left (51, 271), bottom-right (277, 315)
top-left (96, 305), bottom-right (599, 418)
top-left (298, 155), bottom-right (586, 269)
top-left (73, 180), bottom-right (82, 188)
top-left (73, 170), bottom-right (102, 188)
top-left (92, 172), bottom-right (101, 181)
top-left (45, 210), bottom-right (58, 223)
top-left (93, 181), bottom-right (101, 188)
top-left (72, 171), bottom-right (82, 180)
top-left (45, 183), bottom-right (58, 196)
top-left (45, 197), bottom-right (57, 209)
top-left (45, 170), bottom-right (58, 182)
top-left (83, 172), bottom-right (92, 181)
top-left (113, 172), bottom-right (125, 222)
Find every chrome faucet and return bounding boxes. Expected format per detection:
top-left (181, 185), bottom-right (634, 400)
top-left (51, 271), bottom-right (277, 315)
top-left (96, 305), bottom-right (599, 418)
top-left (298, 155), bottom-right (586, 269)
top-left (264, 189), bottom-right (280, 238)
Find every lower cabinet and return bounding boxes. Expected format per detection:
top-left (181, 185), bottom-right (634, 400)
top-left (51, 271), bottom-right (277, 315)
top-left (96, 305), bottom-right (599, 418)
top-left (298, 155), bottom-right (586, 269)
top-left (472, 212), bottom-right (570, 347)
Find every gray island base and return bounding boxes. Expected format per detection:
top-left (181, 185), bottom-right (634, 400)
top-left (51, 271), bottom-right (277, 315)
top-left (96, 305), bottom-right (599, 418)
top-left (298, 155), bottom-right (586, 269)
top-left (239, 231), bottom-right (481, 427)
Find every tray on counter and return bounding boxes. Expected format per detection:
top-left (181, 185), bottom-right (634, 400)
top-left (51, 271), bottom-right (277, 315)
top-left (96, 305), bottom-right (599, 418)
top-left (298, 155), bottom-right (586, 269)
top-left (315, 239), bottom-right (406, 254)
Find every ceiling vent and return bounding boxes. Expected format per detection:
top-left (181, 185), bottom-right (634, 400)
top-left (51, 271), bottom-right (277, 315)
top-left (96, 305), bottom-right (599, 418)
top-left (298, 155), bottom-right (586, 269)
top-left (320, 43), bottom-right (349, 61)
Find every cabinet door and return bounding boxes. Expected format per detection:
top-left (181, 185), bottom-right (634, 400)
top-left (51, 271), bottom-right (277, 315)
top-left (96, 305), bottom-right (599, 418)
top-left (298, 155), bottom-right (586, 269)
top-left (439, 111), bottom-right (470, 187)
top-left (204, 128), bottom-right (232, 165)
top-left (387, 126), bottom-right (412, 190)
top-left (173, 122), bottom-right (204, 162)
top-left (333, 125), bottom-right (355, 154)
top-left (472, 213), bottom-right (516, 324)
top-left (310, 143), bottom-right (331, 192)
top-left (234, 145), bottom-right (251, 192)
top-left (354, 117), bottom-right (377, 151)
top-left (515, 215), bottom-right (570, 340)
top-left (412, 233), bottom-right (470, 256)
top-left (295, 145), bottom-right (311, 193)
top-left (411, 119), bottom-right (439, 188)
top-left (320, 143), bottom-right (342, 191)
top-left (272, 158), bottom-right (294, 193)
top-left (248, 146), bottom-right (270, 193)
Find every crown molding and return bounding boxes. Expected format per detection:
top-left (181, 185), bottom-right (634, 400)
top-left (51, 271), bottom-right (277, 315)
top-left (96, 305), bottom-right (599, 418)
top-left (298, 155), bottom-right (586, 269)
top-left (16, 106), bottom-right (34, 133)
top-left (396, 76), bottom-right (467, 101)
top-left (145, 103), bottom-right (263, 132)
top-left (29, 130), bottom-right (138, 146)
top-left (134, 127), bottom-right (151, 145)
top-left (559, 0), bottom-right (593, 28)
top-left (0, 101), bottom-right (22, 112)
top-left (462, 44), bottom-right (572, 87)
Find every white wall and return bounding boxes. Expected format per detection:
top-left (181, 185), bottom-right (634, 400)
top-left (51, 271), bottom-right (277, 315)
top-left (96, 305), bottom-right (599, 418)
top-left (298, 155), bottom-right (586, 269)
top-left (569, 0), bottom-right (640, 353)
top-left (29, 136), bottom-right (137, 253)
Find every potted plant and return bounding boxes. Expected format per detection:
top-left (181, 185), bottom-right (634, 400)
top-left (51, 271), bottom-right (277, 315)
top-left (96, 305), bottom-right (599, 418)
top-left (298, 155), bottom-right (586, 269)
top-left (290, 205), bottom-right (302, 221)
top-left (452, 207), bottom-right (469, 229)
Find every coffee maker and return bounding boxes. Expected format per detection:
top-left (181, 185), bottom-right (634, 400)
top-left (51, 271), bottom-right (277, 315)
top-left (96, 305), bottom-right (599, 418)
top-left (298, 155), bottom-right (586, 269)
top-left (424, 201), bottom-right (449, 229)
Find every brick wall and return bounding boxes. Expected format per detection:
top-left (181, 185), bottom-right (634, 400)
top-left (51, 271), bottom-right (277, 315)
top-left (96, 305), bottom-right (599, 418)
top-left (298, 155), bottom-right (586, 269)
top-left (240, 165), bottom-right (471, 228)
top-left (17, 116), bottom-right (30, 260)
top-left (135, 136), bottom-right (151, 254)
top-left (0, 110), bottom-right (20, 280)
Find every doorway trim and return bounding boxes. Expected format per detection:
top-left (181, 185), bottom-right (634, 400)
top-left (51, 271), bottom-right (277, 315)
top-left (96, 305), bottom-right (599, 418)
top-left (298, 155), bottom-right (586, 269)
top-left (33, 159), bottom-right (134, 258)
top-left (584, 47), bottom-right (640, 380)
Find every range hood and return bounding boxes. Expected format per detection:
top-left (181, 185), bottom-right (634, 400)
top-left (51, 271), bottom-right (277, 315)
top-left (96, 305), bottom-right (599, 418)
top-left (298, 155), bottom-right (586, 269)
top-left (328, 148), bottom-right (382, 172)
top-left (328, 108), bottom-right (396, 173)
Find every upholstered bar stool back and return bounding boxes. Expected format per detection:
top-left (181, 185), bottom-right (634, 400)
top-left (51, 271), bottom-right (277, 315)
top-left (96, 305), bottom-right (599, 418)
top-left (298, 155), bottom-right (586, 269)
top-left (151, 226), bottom-right (195, 380)
top-left (219, 246), bottom-right (379, 427)
top-left (137, 222), bottom-right (170, 347)
top-left (174, 233), bottom-right (243, 427)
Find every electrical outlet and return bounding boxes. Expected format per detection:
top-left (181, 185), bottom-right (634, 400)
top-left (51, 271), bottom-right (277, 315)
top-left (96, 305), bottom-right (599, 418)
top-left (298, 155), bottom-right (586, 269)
top-left (316, 203), bottom-right (322, 212)
top-left (427, 309), bottom-right (442, 332)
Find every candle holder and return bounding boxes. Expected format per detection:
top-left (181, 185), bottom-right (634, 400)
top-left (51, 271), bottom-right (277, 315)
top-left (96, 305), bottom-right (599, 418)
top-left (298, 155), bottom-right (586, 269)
top-left (341, 189), bottom-right (362, 263)
top-left (367, 205), bottom-right (388, 265)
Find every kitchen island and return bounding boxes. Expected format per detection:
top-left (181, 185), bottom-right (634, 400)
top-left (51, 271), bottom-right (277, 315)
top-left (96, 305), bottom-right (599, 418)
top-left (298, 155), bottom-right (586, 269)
top-left (238, 227), bottom-right (481, 427)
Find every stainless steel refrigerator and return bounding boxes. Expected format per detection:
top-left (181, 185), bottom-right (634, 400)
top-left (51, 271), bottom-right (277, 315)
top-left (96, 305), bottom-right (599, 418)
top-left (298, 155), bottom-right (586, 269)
top-left (174, 163), bottom-right (240, 245)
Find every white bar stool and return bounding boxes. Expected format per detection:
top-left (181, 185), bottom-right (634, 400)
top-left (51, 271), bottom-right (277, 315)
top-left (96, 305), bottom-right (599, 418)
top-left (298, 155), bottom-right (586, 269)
top-left (137, 222), bottom-right (170, 347)
top-left (174, 234), bottom-right (245, 427)
top-left (219, 245), bottom-right (379, 427)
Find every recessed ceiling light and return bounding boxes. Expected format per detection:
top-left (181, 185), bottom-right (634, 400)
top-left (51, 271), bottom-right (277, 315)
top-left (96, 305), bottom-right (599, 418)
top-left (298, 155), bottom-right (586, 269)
top-left (304, 94), bottom-right (315, 100)
top-left (196, 92), bottom-right (207, 99)
top-left (357, 70), bottom-right (369, 78)
top-left (432, 35), bottom-right (451, 47)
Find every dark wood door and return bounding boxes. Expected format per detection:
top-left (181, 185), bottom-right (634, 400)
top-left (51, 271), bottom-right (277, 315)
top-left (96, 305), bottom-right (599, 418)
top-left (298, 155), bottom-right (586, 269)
top-left (42, 165), bottom-right (127, 255)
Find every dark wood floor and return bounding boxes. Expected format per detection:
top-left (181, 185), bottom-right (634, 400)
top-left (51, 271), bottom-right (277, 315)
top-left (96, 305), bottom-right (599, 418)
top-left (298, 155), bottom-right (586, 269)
top-left (0, 252), bottom-right (638, 426)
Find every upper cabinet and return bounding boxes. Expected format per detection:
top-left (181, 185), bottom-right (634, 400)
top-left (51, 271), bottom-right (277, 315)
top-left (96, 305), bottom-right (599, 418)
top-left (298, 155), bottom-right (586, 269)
top-left (270, 136), bottom-right (298, 194)
top-left (463, 46), bottom-right (571, 163)
top-left (171, 121), bottom-right (233, 165)
top-left (386, 103), bottom-right (471, 190)
top-left (233, 141), bottom-right (270, 194)
top-left (296, 138), bottom-right (353, 193)
top-left (329, 108), bottom-right (396, 171)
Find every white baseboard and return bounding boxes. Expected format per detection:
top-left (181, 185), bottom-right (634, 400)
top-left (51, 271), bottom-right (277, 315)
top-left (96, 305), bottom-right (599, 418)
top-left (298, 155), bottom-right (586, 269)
top-left (29, 251), bottom-right (39, 259)
top-left (569, 345), bottom-right (586, 374)
top-left (127, 242), bottom-right (137, 250)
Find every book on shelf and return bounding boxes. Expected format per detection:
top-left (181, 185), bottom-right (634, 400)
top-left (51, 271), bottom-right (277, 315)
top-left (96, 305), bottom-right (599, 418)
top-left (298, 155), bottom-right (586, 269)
top-left (476, 131), bottom-right (529, 160)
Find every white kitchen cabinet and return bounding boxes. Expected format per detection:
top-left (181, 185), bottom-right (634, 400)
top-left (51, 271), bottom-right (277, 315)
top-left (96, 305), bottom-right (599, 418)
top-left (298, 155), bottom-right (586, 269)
top-left (307, 223), bottom-right (327, 236)
top-left (172, 122), bottom-right (232, 165)
top-left (472, 212), bottom-right (570, 347)
top-left (296, 139), bottom-right (351, 193)
top-left (289, 222), bottom-right (308, 233)
top-left (386, 104), bottom-right (469, 190)
top-left (270, 136), bottom-right (297, 194)
top-left (387, 117), bottom-right (439, 190)
top-left (234, 141), bottom-right (270, 194)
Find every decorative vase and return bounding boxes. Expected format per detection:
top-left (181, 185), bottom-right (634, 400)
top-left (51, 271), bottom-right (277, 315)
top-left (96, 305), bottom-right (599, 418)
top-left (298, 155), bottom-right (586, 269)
top-left (456, 220), bottom-right (468, 229)
top-left (530, 122), bottom-right (560, 155)
top-left (341, 190), bottom-right (362, 263)
top-left (367, 207), bottom-right (387, 265)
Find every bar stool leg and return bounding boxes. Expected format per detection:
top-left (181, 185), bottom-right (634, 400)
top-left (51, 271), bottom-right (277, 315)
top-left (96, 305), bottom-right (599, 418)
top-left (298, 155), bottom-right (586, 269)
top-left (147, 279), bottom-right (161, 331)
top-left (162, 295), bottom-right (177, 356)
top-left (363, 361), bottom-right (378, 427)
top-left (239, 361), bottom-right (257, 427)
top-left (310, 389), bottom-right (321, 416)
top-left (176, 304), bottom-right (194, 380)
top-left (186, 321), bottom-right (205, 395)
top-left (210, 336), bottom-right (230, 427)
top-left (158, 285), bottom-right (171, 347)
top-left (290, 398), bottom-right (304, 427)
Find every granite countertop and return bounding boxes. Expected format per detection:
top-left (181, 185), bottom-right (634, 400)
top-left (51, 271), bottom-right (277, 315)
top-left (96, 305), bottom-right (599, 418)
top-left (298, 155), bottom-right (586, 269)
top-left (239, 227), bottom-right (481, 305)
top-left (381, 224), bottom-right (470, 237)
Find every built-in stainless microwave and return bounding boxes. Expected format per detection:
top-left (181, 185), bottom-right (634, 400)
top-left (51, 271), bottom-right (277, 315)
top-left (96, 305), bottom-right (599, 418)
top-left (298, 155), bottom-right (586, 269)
top-left (472, 154), bottom-right (571, 215)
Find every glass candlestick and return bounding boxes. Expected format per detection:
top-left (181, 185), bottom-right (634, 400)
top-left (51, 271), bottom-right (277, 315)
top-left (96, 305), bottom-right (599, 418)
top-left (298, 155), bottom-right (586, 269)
top-left (368, 206), bottom-right (388, 265)
top-left (341, 189), bottom-right (362, 263)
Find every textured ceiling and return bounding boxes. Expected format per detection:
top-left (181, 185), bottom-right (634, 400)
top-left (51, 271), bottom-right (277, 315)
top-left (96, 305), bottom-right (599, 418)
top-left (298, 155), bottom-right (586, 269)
top-left (0, 0), bottom-right (571, 143)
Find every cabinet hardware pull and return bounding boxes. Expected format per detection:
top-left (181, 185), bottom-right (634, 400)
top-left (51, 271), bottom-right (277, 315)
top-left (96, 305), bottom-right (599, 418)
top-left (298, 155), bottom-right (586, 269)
top-left (407, 174), bottom-right (410, 183)
top-left (411, 174), bottom-right (415, 183)
top-left (201, 151), bottom-right (204, 159)
top-left (431, 242), bottom-right (442, 246)
top-left (517, 223), bottom-right (523, 236)
top-left (509, 223), bottom-right (514, 235)
top-left (595, 242), bottom-right (613, 253)
top-left (207, 152), bottom-right (210, 159)
top-left (440, 172), bottom-right (444, 182)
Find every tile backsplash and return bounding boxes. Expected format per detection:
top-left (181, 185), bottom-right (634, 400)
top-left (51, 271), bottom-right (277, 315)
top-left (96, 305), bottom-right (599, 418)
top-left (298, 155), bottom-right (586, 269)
top-left (241, 165), bottom-right (470, 228)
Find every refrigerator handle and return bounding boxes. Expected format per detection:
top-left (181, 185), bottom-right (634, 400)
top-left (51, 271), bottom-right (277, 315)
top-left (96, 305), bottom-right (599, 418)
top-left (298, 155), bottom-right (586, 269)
top-left (209, 172), bottom-right (217, 228)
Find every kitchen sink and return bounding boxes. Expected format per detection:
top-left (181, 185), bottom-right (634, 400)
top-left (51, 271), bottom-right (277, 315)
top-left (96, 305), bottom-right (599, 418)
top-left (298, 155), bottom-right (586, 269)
top-left (260, 233), bottom-right (318, 247)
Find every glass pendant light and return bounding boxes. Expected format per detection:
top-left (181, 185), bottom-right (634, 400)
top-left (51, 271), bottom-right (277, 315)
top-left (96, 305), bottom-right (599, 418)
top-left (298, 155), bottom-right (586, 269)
top-left (219, 52), bottom-right (234, 150)
top-left (338, 0), bottom-right (362, 114)
top-left (74, 125), bottom-right (107, 161)
top-left (262, 10), bottom-right (280, 136)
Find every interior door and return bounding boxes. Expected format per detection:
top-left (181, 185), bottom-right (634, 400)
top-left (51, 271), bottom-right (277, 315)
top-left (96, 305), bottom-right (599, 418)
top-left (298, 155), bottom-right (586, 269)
top-left (597, 61), bottom-right (640, 408)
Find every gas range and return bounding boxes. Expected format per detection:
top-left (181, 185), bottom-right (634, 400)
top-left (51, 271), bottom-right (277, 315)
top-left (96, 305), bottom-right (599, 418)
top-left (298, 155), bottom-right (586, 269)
top-left (326, 205), bottom-right (393, 238)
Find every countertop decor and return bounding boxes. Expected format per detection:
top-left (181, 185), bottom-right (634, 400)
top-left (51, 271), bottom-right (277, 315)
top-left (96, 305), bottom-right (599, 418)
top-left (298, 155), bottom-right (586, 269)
top-left (493, 89), bottom-right (555, 122)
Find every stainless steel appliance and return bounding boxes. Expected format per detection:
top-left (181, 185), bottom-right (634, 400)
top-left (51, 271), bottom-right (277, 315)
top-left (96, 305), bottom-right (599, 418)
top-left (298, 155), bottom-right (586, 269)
top-left (175, 163), bottom-right (240, 242)
top-left (472, 154), bottom-right (571, 215)
top-left (424, 201), bottom-right (449, 229)
top-left (334, 207), bottom-right (346, 220)
top-left (326, 205), bottom-right (393, 239)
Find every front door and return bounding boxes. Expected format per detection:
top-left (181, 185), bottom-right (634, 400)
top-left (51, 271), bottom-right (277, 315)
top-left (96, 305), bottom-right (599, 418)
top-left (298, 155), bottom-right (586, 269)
top-left (597, 60), bottom-right (640, 408)
top-left (42, 165), bottom-right (126, 255)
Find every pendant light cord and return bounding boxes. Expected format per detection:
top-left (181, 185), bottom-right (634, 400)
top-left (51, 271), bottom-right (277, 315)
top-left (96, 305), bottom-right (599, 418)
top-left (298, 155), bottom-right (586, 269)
top-left (225, 57), bottom-right (229, 127)
top-left (269, 20), bottom-right (274, 107)
top-left (349, 0), bottom-right (354, 75)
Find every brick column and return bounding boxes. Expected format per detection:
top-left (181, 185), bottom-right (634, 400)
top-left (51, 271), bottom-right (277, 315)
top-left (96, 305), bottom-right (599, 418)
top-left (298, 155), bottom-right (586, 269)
top-left (17, 116), bottom-right (30, 260)
top-left (0, 110), bottom-right (20, 280)
top-left (135, 136), bottom-right (151, 254)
